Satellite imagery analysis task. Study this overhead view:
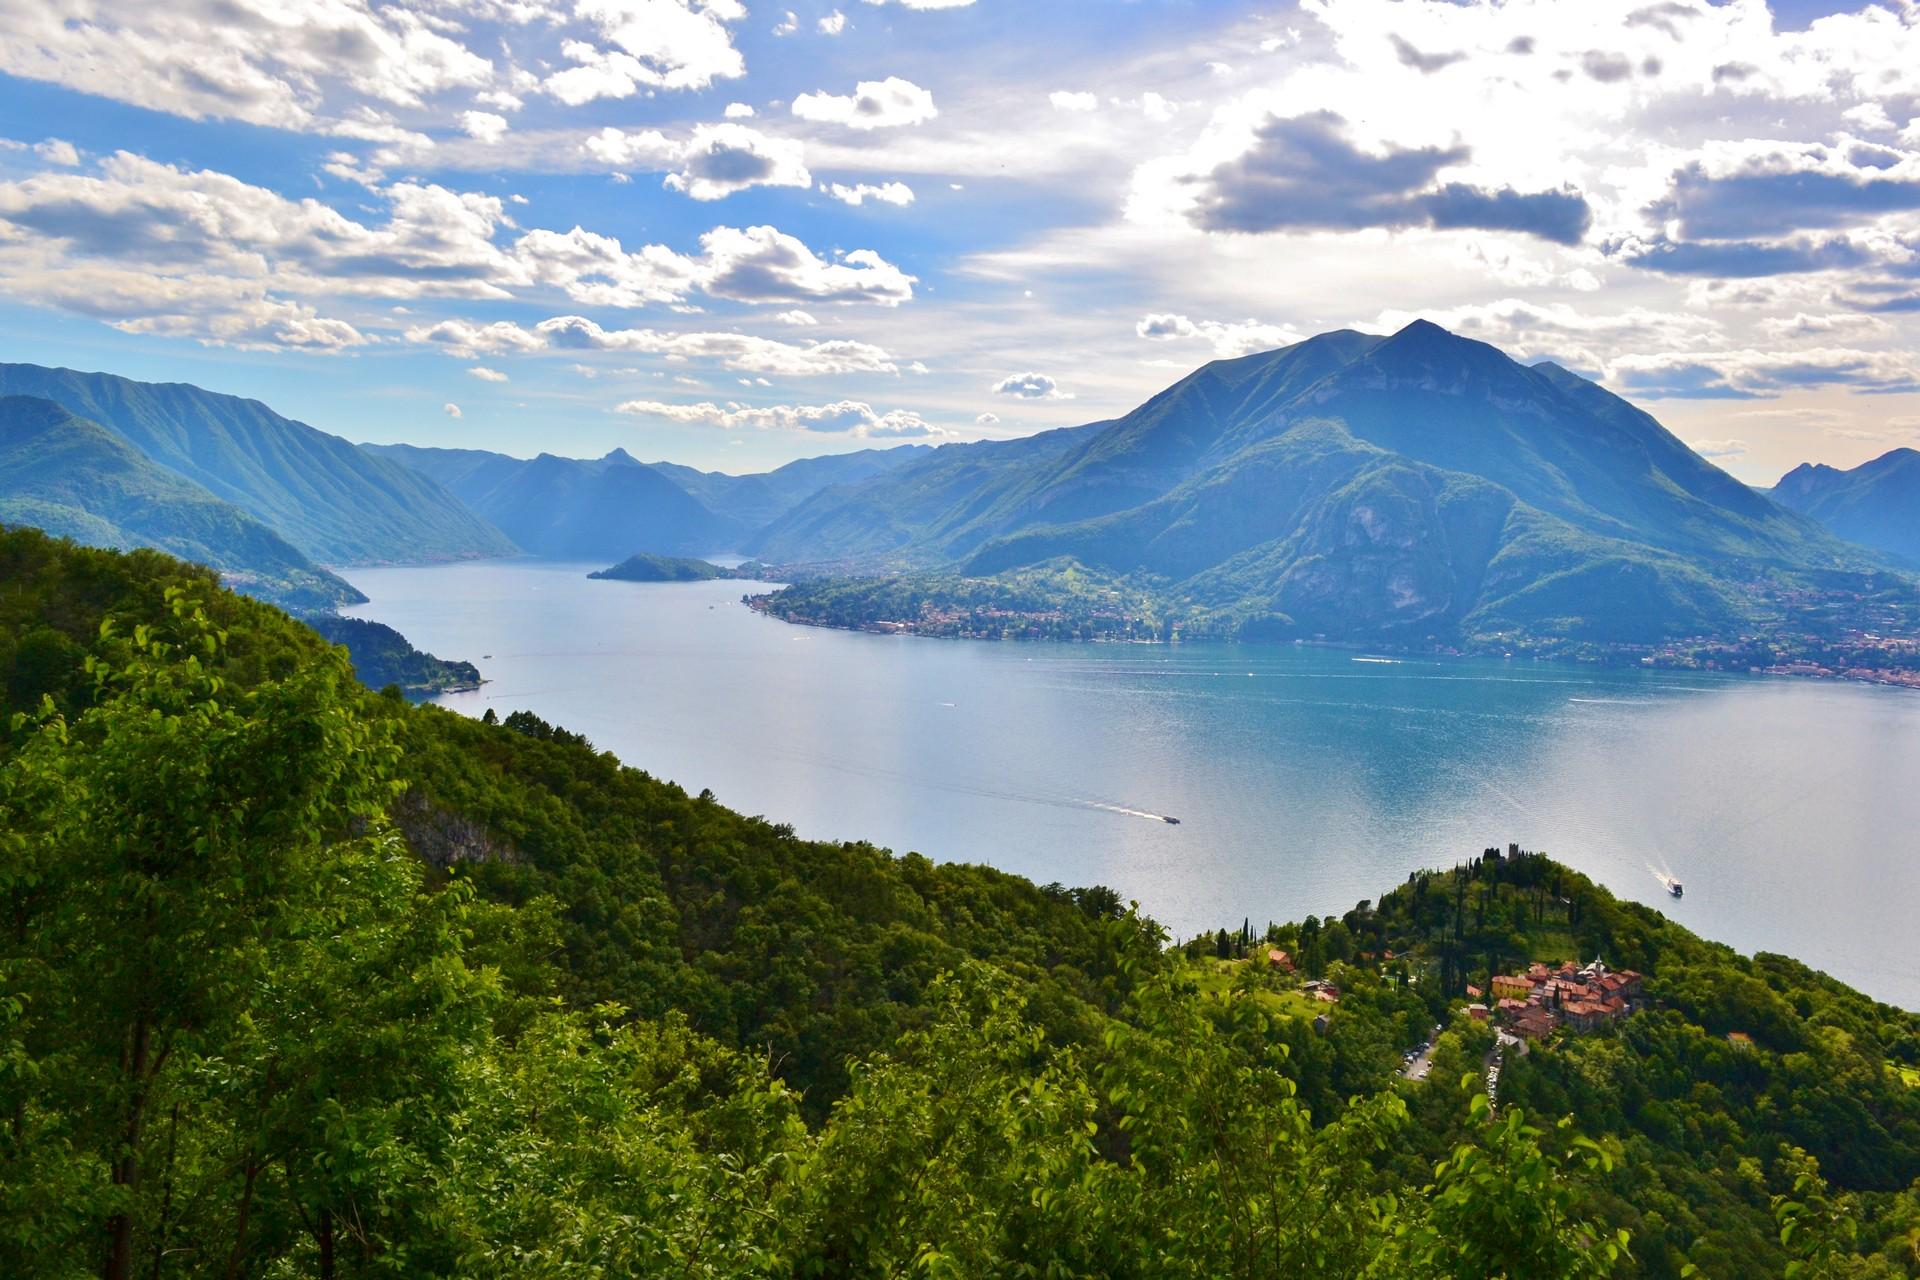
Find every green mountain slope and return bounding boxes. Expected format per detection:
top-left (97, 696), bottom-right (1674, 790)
top-left (749, 322), bottom-right (1889, 644)
top-left (0, 363), bottom-right (515, 565)
top-left (0, 396), bottom-right (362, 609)
top-left (1772, 448), bottom-right (1920, 567)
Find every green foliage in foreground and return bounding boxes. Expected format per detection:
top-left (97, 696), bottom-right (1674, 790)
top-left (2, 529), bottom-right (1918, 1277)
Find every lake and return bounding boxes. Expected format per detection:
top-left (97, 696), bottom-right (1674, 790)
top-left (344, 559), bottom-right (1920, 1010)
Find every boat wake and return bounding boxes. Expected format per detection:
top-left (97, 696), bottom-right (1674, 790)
top-left (1081, 801), bottom-right (1179, 824)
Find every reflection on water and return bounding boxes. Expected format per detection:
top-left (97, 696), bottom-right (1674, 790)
top-left (345, 559), bottom-right (1920, 1009)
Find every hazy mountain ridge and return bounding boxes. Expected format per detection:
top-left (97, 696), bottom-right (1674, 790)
top-left (745, 321), bottom-right (1899, 645)
top-left (0, 363), bottom-right (515, 566)
top-left (0, 396), bottom-right (364, 610)
top-left (1771, 448), bottom-right (1920, 568)
top-left (367, 440), bottom-right (933, 562)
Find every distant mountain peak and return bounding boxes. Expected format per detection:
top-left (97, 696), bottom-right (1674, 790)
top-left (601, 447), bottom-right (641, 466)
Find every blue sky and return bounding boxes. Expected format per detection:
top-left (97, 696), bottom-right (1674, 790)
top-left (2, 0), bottom-right (1919, 481)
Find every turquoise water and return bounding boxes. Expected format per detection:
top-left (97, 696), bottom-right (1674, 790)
top-left (344, 559), bottom-right (1920, 1009)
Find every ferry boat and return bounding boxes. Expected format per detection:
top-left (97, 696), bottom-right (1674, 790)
top-left (1162, 816), bottom-right (1182, 825)
top-left (1667, 877), bottom-right (1683, 898)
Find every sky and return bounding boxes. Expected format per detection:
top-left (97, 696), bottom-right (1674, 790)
top-left (2, 0), bottom-right (1919, 482)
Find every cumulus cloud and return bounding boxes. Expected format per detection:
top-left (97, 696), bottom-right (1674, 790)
top-left (0, 152), bottom-right (531, 347)
top-left (724, 102), bottom-right (755, 118)
top-left (460, 111), bottom-right (510, 144)
top-left (34, 139), bottom-right (79, 166)
top-left (1612, 347), bottom-right (1920, 399)
top-left (1613, 234), bottom-right (1877, 278)
top-left (774, 310), bottom-right (817, 324)
top-left (545, 0), bottom-right (747, 104)
top-left (819, 180), bottom-right (915, 207)
top-left (403, 319), bottom-right (547, 357)
top-left (534, 314), bottom-right (901, 374)
top-left (695, 225), bottom-right (917, 304)
top-left (582, 123), bottom-right (811, 200)
top-left (1688, 438), bottom-right (1748, 459)
top-left (818, 10), bottom-right (847, 34)
top-left (616, 397), bottom-right (946, 437)
top-left (993, 371), bottom-right (1070, 399)
top-left (468, 365), bottom-right (509, 381)
top-left (0, 0), bottom-right (493, 133)
top-left (860, 0), bottom-right (974, 8)
top-left (1136, 313), bottom-right (1305, 357)
top-left (443, 402), bottom-right (463, 418)
top-left (1049, 90), bottom-right (1098, 112)
top-left (1153, 110), bottom-right (1592, 246)
top-left (514, 222), bottom-right (914, 309)
top-left (792, 77), bottom-right (937, 129)
top-left (974, 411), bottom-right (1000, 425)
top-left (1646, 140), bottom-right (1920, 241)
top-left (407, 312), bottom-right (902, 375)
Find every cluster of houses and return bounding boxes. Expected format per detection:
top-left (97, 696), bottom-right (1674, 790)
top-left (1465, 958), bottom-right (1643, 1040)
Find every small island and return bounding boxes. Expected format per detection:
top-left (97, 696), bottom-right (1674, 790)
top-left (589, 552), bottom-right (732, 582)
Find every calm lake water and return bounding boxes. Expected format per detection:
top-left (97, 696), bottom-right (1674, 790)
top-left (344, 559), bottom-right (1920, 1010)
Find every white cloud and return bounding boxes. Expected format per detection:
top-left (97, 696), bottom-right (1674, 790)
top-left (460, 111), bottom-right (510, 144)
top-left (1612, 346), bottom-right (1920, 399)
top-left (468, 365), bottom-right (509, 381)
top-left (724, 102), bottom-right (755, 118)
top-left (792, 77), bottom-right (937, 130)
top-left (0, 0), bottom-right (493, 133)
top-left (443, 402), bottom-right (463, 418)
top-left (1135, 313), bottom-right (1305, 357)
top-left (818, 10), bottom-right (847, 34)
top-left (1689, 438), bottom-right (1748, 459)
top-left (695, 225), bottom-right (917, 304)
top-left (616, 397), bottom-right (946, 437)
top-left (0, 152), bottom-right (528, 348)
top-left (404, 319), bottom-right (547, 356)
top-left (514, 221), bottom-right (915, 310)
top-left (582, 123), bottom-right (811, 200)
top-left (1049, 90), bottom-right (1098, 112)
top-left (407, 312), bottom-right (903, 375)
top-left (860, 0), bottom-right (974, 8)
top-left (774, 310), bottom-right (818, 324)
top-left (974, 411), bottom-right (999, 425)
top-left (545, 0), bottom-right (747, 104)
top-left (535, 314), bottom-right (901, 374)
top-left (993, 371), bottom-right (1070, 399)
top-left (820, 180), bottom-right (915, 207)
top-left (33, 139), bottom-right (79, 166)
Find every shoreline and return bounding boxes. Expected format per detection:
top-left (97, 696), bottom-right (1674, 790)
top-left (743, 593), bottom-right (1920, 693)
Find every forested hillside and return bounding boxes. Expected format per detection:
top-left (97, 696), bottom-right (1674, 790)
top-left (2, 528), bottom-right (1915, 1278)
top-left (0, 398), bottom-right (363, 611)
top-left (746, 323), bottom-right (1903, 649)
top-left (0, 363), bottom-right (514, 565)
top-left (1773, 449), bottom-right (1920, 568)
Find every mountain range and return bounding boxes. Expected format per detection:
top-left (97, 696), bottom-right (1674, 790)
top-left (0, 361), bottom-right (926, 609)
top-left (1770, 448), bottom-right (1920, 569)
top-left (364, 442), bottom-right (930, 562)
top-left (0, 363), bottom-right (514, 567)
top-left (6, 332), bottom-right (1913, 649)
top-left (749, 321), bottom-right (1892, 645)
top-left (0, 396), bottom-right (363, 609)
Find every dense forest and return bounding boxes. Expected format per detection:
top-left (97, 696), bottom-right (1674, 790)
top-left (3, 526), bottom-right (1917, 1277)
top-left (300, 614), bottom-right (482, 698)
